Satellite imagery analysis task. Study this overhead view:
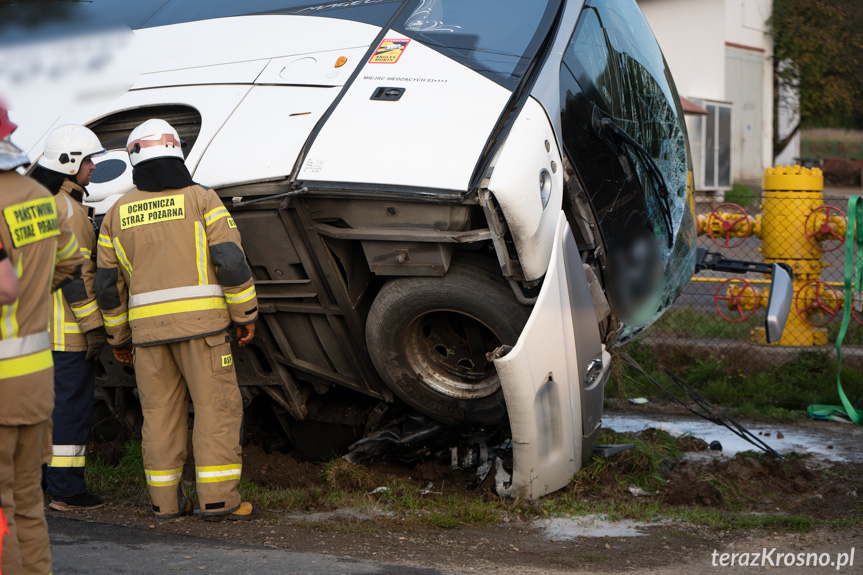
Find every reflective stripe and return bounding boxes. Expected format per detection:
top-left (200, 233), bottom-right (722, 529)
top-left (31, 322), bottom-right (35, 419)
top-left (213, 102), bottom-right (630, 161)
top-left (53, 445), bottom-right (87, 456)
top-left (0, 331), bottom-right (50, 360)
top-left (0, 348), bottom-right (53, 379)
top-left (64, 322), bottom-right (81, 334)
top-left (49, 445), bottom-right (87, 468)
top-left (80, 247), bottom-right (92, 258)
top-left (224, 285), bottom-right (256, 305)
top-left (52, 290), bottom-right (64, 348)
top-left (49, 456), bottom-right (86, 468)
top-left (145, 468), bottom-right (183, 487)
top-left (195, 464), bottom-right (241, 483)
top-left (195, 221), bottom-right (207, 286)
top-left (129, 297), bottom-right (227, 321)
top-left (129, 285), bottom-right (223, 308)
top-left (204, 207), bottom-right (230, 226)
top-left (98, 234), bottom-right (113, 248)
top-left (57, 235), bottom-right (79, 261)
top-left (0, 256), bottom-right (22, 339)
top-left (113, 237), bottom-right (133, 277)
top-left (71, 299), bottom-right (99, 319)
top-left (102, 312), bottom-right (129, 327)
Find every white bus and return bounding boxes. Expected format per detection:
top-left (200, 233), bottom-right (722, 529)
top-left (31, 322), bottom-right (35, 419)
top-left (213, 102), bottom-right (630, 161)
top-left (1, 0), bottom-right (790, 498)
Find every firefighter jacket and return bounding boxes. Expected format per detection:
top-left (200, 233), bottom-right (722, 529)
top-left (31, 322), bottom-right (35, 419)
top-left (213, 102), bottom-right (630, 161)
top-left (48, 180), bottom-right (103, 352)
top-left (0, 170), bottom-right (83, 425)
top-left (95, 184), bottom-right (258, 347)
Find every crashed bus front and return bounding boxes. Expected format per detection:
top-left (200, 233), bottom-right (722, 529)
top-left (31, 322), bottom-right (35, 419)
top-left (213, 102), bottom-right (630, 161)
top-left (6, 0), bottom-right (697, 498)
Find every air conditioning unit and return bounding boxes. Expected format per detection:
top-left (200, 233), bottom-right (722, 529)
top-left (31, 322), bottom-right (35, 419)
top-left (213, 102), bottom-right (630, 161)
top-left (686, 99), bottom-right (733, 191)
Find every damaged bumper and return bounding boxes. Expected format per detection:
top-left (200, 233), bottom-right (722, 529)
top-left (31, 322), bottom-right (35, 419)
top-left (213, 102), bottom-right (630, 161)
top-left (494, 213), bottom-right (610, 499)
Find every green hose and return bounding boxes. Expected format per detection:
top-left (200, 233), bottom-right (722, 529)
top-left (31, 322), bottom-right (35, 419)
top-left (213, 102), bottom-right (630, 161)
top-left (807, 196), bottom-right (863, 424)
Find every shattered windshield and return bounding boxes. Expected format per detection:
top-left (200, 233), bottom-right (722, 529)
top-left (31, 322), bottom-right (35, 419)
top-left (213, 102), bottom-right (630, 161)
top-left (395, 0), bottom-right (561, 90)
top-left (559, 0), bottom-right (696, 340)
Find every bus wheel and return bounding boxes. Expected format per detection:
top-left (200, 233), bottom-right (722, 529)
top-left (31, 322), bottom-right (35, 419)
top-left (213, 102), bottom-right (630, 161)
top-left (366, 255), bottom-right (530, 427)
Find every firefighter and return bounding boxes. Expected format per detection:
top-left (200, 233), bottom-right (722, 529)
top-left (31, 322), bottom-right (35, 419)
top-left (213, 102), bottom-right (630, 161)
top-left (31, 125), bottom-right (108, 512)
top-left (0, 107), bottom-right (84, 575)
top-left (95, 119), bottom-right (258, 520)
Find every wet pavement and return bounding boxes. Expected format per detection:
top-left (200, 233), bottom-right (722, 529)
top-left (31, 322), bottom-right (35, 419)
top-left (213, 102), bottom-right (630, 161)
top-left (48, 516), bottom-right (448, 575)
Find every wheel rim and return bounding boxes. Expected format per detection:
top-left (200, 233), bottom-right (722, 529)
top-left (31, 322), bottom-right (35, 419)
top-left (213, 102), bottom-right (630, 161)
top-left (403, 310), bottom-right (504, 400)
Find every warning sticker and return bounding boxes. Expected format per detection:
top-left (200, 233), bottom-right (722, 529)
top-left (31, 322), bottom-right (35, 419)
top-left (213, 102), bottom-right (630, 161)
top-left (221, 354), bottom-right (233, 367)
top-left (3, 197), bottom-right (60, 248)
top-left (227, 218), bottom-right (237, 229)
top-left (119, 195), bottom-right (185, 230)
top-left (369, 38), bottom-right (410, 64)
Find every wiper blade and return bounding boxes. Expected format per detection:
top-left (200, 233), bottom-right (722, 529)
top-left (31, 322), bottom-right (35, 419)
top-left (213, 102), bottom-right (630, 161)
top-left (590, 106), bottom-right (674, 249)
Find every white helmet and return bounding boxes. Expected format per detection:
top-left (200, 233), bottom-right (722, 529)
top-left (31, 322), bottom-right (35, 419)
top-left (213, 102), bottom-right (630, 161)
top-left (126, 119), bottom-right (184, 166)
top-left (38, 124), bottom-right (107, 175)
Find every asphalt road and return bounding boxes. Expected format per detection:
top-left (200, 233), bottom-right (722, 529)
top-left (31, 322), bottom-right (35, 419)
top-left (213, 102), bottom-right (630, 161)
top-left (48, 516), bottom-right (449, 575)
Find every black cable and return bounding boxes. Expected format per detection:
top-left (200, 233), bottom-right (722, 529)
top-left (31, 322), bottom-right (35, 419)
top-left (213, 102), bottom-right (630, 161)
top-left (619, 352), bottom-right (783, 459)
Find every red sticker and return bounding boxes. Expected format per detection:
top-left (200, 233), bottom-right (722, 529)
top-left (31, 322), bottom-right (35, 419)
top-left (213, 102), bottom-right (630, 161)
top-left (369, 38), bottom-right (410, 64)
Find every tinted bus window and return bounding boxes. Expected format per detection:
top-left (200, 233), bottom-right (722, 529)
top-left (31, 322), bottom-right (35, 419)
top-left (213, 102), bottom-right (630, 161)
top-left (395, 0), bottom-right (561, 90)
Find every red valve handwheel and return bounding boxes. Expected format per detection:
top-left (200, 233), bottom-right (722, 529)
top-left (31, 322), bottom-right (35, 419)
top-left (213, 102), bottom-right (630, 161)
top-left (794, 280), bottom-right (840, 327)
top-left (714, 278), bottom-right (759, 322)
top-left (805, 205), bottom-right (847, 253)
top-left (706, 203), bottom-right (751, 248)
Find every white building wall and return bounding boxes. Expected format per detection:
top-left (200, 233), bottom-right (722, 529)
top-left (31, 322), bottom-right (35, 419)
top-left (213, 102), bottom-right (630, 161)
top-left (637, 0), bottom-right (726, 102)
top-left (725, 0), bottom-right (777, 176)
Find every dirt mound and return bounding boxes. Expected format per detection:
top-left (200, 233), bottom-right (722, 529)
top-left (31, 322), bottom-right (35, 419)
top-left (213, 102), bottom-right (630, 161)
top-left (660, 454), bottom-right (862, 517)
top-left (242, 444), bottom-right (323, 489)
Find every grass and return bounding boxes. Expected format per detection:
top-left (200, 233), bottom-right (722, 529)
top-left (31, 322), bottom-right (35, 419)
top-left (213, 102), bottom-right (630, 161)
top-left (648, 305), bottom-right (759, 340)
top-left (609, 344), bottom-right (863, 420)
top-left (801, 128), bottom-right (863, 161)
top-left (724, 183), bottom-right (758, 208)
top-left (84, 433), bottom-right (860, 538)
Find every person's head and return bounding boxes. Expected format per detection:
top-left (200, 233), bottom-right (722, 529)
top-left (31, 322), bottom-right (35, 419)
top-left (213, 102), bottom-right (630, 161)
top-left (0, 105), bottom-right (29, 172)
top-left (38, 124), bottom-right (106, 187)
top-left (126, 119), bottom-right (183, 167)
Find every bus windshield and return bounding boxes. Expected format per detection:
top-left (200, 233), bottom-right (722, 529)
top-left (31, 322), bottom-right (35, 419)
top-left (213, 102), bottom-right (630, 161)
top-left (395, 0), bottom-right (561, 90)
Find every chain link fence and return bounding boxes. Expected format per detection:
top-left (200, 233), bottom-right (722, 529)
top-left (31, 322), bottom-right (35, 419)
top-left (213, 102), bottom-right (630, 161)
top-left (638, 189), bottom-right (863, 372)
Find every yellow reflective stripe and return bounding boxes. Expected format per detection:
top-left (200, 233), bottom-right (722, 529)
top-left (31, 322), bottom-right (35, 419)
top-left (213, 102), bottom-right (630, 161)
top-left (113, 238), bottom-right (132, 277)
top-left (129, 297), bottom-right (227, 321)
top-left (195, 221), bottom-right (207, 286)
top-left (57, 235), bottom-right (79, 261)
top-left (49, 456), bottom-right (86, 468)
top-left (145, 468), bottom-right (183, 487)
top-left (98, 234), bottom-right (113, 248)
top-left (0, 348), bottom-right (53, 379)
top-left (224, 285), bottom-right (256, 305)
top-left (195, 464), bottom-right (241, 483)
top-left (102, 312), bottom-right (129, 327)
top-left (80, 247), bottom-right (92, 258)
top-left (53, 290), bottom-right (64, 348)
top-left (204, 207), bottom-right (229, 226)
top-left (71, 300), bottom-right (99, 319)
top-left (1, 256), bottom-right (22, 339)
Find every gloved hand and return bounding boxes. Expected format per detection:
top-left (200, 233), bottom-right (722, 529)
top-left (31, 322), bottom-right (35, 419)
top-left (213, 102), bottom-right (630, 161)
top-left (85, 326), bottom-right (108, 361)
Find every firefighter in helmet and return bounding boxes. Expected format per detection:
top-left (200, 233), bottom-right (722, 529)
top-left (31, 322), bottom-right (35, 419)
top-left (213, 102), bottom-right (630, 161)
top-left (95, 119), bottom-right (257, 520)
top-left (31, 124), bottom-right (108, 512)
top-left (0, 106), bottom-right (84, 575)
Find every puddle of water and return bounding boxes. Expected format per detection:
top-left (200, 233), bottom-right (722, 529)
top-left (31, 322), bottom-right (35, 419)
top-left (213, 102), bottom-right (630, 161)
top-left (534, 515), bottom-right (666, 540)
top-left (603, 412), bottom-right (863, 462)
